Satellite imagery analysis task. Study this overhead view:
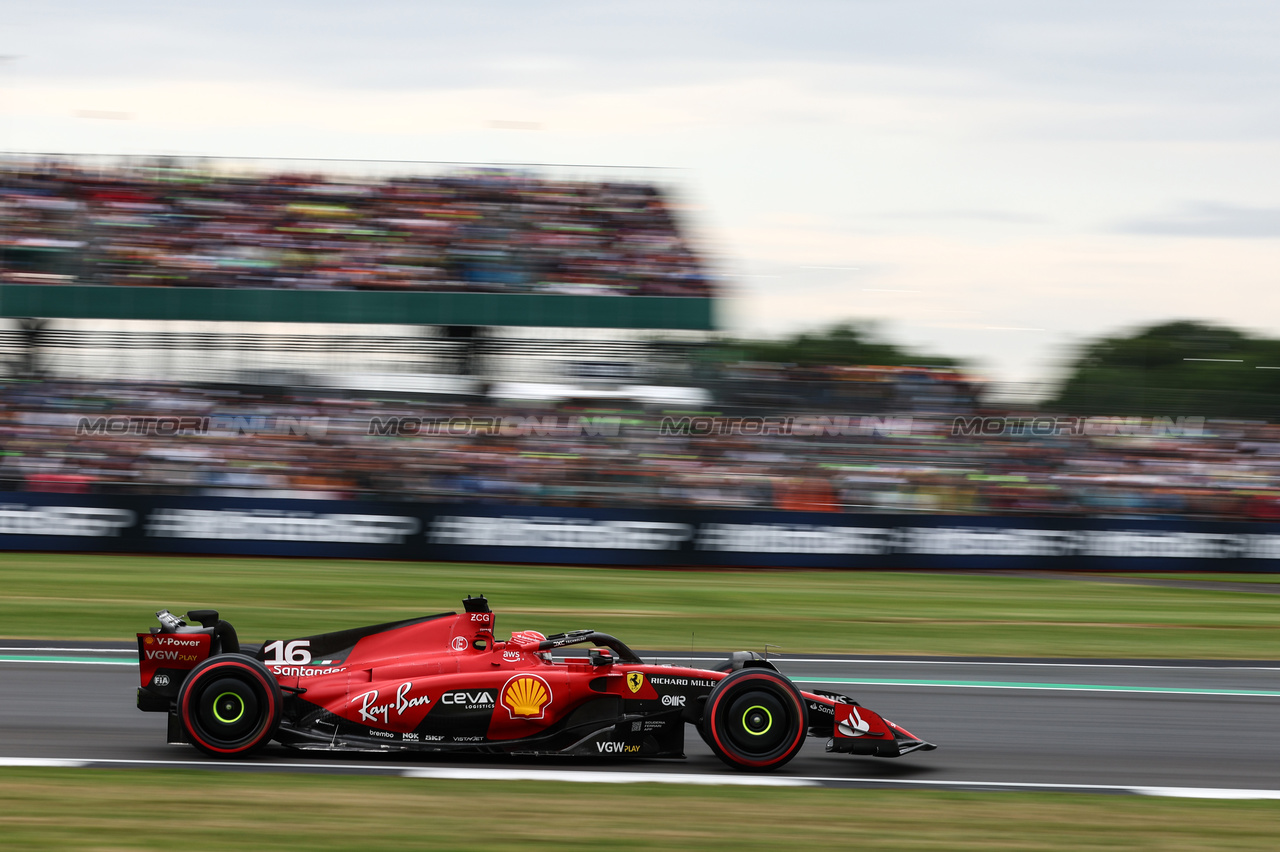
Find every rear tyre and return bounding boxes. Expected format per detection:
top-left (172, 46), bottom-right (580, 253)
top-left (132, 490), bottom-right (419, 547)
top-left (178, 655), bottom-right (281, 757)
top-left (700, 668), bottom-right (806, 771)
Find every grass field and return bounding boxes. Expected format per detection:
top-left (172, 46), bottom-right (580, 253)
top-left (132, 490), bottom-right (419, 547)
top-left (1, 554), bottom-right (1277, 658)
top-left (2, 768), bottom-right (1278, 851)
top-left (1115, 573), bottom-right (1280, 584)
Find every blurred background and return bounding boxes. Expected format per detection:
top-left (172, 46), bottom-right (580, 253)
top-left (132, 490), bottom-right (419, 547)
top-left (3, 2), bottom-right (1280, 523)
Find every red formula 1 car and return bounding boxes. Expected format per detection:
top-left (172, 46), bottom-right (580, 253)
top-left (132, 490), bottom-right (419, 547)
top-left (136, 596), bottom-right (935, 770)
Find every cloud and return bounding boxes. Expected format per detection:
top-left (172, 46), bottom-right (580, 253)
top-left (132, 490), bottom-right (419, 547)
top-left (6, 0), bottom-right (1280, 385)
top-left (1118, 202), bottom-right (1280, 238)
top-left (7, 1), bottom-right (1280, 103)
top-left (878, 210), bottom-right (1050, 225)
top-left (7, 1), bottom-right (1280, 156)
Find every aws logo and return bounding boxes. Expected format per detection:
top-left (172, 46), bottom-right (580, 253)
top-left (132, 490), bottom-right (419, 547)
top-left (500, 674), bottom-right (552, 720)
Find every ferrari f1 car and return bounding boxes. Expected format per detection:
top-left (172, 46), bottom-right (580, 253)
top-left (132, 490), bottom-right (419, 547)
top-left (136, 596), bottom-right (935, 770)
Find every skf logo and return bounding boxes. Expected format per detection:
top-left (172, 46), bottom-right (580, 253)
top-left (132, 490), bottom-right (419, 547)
top-left (626, 672), bottom-right (645, 693)
top-left (500, 674), bottom-right (552, 720)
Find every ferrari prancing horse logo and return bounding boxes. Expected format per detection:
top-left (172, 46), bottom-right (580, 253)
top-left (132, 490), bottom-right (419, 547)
top-left (626, 672), bottom-right (645, 693)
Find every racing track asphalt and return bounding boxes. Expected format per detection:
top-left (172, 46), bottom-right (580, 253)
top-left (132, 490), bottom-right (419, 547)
top-left (2, 644), bottom-right (1279, 796)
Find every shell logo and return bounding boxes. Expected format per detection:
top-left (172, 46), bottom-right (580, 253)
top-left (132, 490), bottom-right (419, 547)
top-left (500, 674), bottom-right (552, 720)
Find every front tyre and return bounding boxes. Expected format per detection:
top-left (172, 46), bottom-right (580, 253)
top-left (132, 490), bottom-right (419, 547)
top-left (178, 655), bottom-right (281, 757)
top-left (700, 668), bottom-right (806, 771)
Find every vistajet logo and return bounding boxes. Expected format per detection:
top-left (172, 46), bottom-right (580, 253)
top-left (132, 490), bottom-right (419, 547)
top-left (950, 416), bottom-right (1206, 438)
top-left (659, 416), bottom-right (913, 438)
top-left (76, 415), bottom-right (328, 438)
top-left (367, 415), bottom-right (621, 438)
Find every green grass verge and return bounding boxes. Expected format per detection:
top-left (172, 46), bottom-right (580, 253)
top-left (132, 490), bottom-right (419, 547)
top-left (1114, 573), bottom-right (1280, 584)
top-left (2, 769), bottom-right (1278, 851)
top-left (2, 554), bottom-right (1278, 658)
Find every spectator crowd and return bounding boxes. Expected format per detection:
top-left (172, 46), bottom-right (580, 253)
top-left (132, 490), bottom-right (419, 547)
top-left (3, 373), bottom-right (1279, 521)
top-left (3, 161), bottom-right (1277, 521)
top-left (0, 161), bottom-right (712, 297)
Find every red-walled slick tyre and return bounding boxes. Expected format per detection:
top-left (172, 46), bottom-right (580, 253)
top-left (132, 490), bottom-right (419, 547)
top-left (700, 668), bottom-right (807, 771)
top-left (178, 655), bottom-right (281, 757)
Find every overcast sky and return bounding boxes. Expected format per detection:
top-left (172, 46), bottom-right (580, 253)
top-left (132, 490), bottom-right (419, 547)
top-left (5, 1), bottom-right (1279, 386)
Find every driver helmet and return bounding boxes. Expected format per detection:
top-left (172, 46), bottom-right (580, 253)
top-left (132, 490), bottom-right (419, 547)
top-left (510, 629), bottom-right (552, 663)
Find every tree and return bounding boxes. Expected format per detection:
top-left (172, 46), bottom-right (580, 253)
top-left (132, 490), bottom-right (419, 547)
top-left (725, 322), bottom-right (958, 368)
top-left (1051, 321), bottom-right (1280, 419)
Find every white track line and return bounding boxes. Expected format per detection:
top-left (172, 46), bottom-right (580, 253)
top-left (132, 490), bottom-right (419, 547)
top-left (0, 757), bottom-right (385, 771)
top-left (792, 679), bottom-right (1280, 697)
top-left (799, 775), bottom-right (1280, 800)
top-left (642, 655), bottom-right (1280, 671)
top-left (4, 649), bottom-right (1275, 670)
top-left (402, 767), bottom-right (812, 786)
top-left (0, 758), bottom-right (88, 768)
top-left (0, 659), bottom-right (135, 666)
top-left (3, 757), bottom-right (1279, 798)
top-left (1130, 786), bottom-right (1280, 799)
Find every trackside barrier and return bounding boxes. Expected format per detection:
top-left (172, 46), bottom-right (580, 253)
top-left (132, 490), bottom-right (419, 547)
top-left (0, 492), bottom-right (1278, 571)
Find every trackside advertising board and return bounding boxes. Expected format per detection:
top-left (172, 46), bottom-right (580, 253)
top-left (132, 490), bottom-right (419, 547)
top-left (1, 493), bottom-right (1278, 571)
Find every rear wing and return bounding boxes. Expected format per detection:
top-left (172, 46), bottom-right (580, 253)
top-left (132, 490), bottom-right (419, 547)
top-left (136, 609), bottom-right (239, 700)
top-left (137, 631), bottom-right (212, 692)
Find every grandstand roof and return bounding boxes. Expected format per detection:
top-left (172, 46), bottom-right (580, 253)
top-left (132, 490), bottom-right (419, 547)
top-left (0, 284), bottom-right (714, 329)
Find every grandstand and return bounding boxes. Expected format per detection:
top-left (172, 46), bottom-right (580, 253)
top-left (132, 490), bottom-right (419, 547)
top-left (0, 154), bottom-right (716, 395)
top-left (5, 155), bottom-right (1280, 523)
